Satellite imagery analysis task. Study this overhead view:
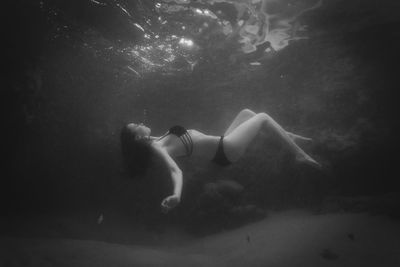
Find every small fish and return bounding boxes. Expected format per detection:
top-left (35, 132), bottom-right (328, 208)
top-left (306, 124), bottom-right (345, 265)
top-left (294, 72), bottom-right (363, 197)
top-left (246, 234), bottom-right (250, 243)
top-left (127, 66), bottom-right (141, 77)
top-left (320, 248), bottom-right (339, 260)
top-left (89, 0), bottom-right (107, 6)
top-left (116, 3), bottom-right (132, 18)
top-left (133, 23), bottom-right (145, 32)
top-left (347, 233), bottom-right (355, 240)
top-left (97, 213), bottom-right (104, 224)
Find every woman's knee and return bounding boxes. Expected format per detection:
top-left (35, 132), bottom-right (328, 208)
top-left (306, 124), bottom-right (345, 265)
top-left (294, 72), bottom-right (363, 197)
top-left (255, 112), bottom-right (272, 124)
top-left (240, 108), bottom-right (256, 116)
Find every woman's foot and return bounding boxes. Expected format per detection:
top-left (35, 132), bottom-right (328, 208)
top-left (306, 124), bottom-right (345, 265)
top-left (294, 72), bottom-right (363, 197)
top-left (287, 132), bottom-right (313, 145)
top-left (296, 153), bottom-right (321, 169)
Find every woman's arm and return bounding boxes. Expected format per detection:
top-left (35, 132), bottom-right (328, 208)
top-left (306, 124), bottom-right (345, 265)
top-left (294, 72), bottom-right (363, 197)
top-left (151, 143), bottom-right (183, 212)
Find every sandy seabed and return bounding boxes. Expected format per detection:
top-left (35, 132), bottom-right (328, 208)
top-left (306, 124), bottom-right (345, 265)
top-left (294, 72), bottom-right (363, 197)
top-left (1, 210), bottom-right (400, 267)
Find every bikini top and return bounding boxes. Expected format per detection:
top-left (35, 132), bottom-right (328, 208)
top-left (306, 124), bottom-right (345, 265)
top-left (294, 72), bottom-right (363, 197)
top-left (158, 125), bottom-right (193, 157)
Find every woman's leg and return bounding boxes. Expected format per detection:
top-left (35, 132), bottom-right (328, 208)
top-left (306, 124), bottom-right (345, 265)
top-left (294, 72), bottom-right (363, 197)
top-left (287, 132), bottom-right (313, 144)
top-left (223, 112), bottom-right (320, 167)
top-left (224, 109), bottom-right (257, 136)
top-left (225, 109), bottom-right (313, 145)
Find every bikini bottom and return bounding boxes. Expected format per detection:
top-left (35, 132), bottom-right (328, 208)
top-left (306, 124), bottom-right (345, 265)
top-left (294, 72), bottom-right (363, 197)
top-left (211, 136), bottom-right (232, 166)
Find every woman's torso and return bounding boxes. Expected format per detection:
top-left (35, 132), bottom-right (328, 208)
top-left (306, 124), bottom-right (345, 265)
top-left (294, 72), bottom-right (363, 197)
top-left (154, 129), bottom-right (220, 161)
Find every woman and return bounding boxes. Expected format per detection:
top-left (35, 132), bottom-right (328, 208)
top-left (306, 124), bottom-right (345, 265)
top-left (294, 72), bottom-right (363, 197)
top-left (120, 109), bottom-right (320, 213)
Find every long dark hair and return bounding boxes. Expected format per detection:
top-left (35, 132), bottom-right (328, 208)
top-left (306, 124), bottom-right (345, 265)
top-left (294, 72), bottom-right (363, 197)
top-left (120, 124), bottom-right (153, 178)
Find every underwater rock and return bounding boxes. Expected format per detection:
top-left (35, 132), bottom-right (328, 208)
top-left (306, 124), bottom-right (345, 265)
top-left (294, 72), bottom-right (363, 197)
top-left (317, 193), bottom-right (400, 218)
top-left (200, 179), bottom-right (244, 205)
top-left (318, 196), bottom-right (372, 213)
top-left (229, 204), bottom-right (267, 221)
top-left (191, 180), bottom-right (266, 232)
top-left (214, 179), bottom-right (244, 198)
top-left (369, 193), bottom-right (400, 219)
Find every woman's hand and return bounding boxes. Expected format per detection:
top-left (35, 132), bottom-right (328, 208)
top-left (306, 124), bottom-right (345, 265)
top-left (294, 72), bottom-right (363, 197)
top-left (161, 195), bottom-right (180, 213)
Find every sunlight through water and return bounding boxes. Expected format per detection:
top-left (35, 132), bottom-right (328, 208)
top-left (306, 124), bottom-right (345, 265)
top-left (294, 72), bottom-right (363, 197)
top-left (123, 0), bottom-right (322, 75)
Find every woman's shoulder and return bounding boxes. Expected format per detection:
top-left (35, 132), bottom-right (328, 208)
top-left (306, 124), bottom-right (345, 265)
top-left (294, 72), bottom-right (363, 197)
top-left (150, 140), bottom-right (163, 149)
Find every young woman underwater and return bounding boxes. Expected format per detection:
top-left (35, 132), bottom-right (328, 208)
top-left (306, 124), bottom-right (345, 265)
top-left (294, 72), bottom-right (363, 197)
top-left (120, 109), bottom-right (321, 213)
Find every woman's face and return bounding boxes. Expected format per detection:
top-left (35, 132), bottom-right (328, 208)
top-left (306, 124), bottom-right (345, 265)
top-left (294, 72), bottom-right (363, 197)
top-left (127, 123), bottom-right (151, 139)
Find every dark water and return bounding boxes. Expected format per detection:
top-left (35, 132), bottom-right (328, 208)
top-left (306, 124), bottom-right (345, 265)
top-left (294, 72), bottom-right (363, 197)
top-left (3, 0), bottom-right (400, 241)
